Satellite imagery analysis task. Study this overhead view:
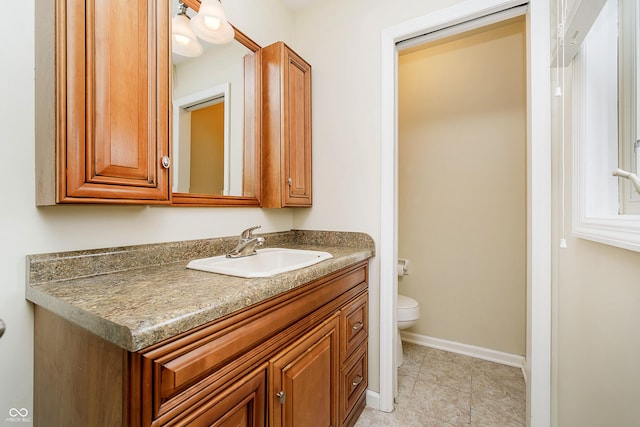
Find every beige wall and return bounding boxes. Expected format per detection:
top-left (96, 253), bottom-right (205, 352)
top-left (397, 18), bottom-right (527, 356)
top-left (551, 62), bottom-right (640, 426)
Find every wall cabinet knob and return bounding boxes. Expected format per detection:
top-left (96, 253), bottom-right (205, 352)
top-left (287, 177), bottom-right (293, 186)
top-left (161, 156), bottom-right (171, 169)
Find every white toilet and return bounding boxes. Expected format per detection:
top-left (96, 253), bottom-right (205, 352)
top-left (396, 294), bottom-right (420, 367)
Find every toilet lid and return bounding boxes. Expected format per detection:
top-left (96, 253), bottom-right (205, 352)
top-left (397, 295), bottom-right (420, 321)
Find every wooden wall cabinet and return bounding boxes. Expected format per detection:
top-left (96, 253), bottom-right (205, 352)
top-left (34, 262), bottom-right (368, 426)
top-left (262, 42), bottom-right (312, 208)
top-left (35, 0), bottom-right (171, 205)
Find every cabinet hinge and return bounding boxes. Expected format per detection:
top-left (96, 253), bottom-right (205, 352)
top-left (276, 390), bottom-right (286, 404)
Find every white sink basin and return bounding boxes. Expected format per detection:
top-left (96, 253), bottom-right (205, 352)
top-left (186, 248), bottom-right (333, 278)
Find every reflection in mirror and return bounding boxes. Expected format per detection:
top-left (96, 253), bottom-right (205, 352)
top-left (170, 1), bottom-right (261, 206)
top-left (173, 87), bottom-right (228, 194)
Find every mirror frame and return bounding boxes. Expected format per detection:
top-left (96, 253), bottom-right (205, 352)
top-left (171, 0), bottom-right (262, 207)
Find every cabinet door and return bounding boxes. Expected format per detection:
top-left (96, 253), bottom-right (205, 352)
top-left (262, 42), bottom-right (312, 208)
top-left (271, 314), bottom-right (339, 427)
top-left (282, 46), bottom-right (312, 207)
top-left (36, 0), bottom-right (170, 204)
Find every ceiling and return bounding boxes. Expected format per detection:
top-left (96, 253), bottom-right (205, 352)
top-left (280, 0), bottom-right (321, 11)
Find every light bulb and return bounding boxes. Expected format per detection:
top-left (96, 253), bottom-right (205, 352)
top-left (174, 34), bottom-right (190, 46)
top-left (204, 15), bottom-right (221, 31)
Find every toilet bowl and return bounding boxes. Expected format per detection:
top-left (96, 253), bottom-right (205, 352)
top-left (396, 294), bottom-right (420, 367)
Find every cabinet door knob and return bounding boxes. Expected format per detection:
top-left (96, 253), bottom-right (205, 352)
top-left (276, 390), bottom-right (286, 404)
top-left (0, 319), bottom-right (5, 339)
top-left (287, 177), bottom-right (293, 186)
top-left (161, 156), bottom-right (171, 169)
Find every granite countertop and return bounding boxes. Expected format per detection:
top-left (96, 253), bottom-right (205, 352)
top-left (26, 230), bottom-right (375, 352)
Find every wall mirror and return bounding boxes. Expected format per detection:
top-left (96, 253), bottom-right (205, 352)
top-left (170, 0), bottom-right (261, 206)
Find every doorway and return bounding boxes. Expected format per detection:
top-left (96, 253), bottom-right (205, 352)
top-left (397, 15), bottom-right (527, 362)
top-left (379, 0), bottom-right (551, 425)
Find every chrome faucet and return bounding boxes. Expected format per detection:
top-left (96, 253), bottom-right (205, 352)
top-left (226, 225), bottom-right (265, 258)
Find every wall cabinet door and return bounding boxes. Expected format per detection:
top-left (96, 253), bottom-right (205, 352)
top-left (262, 42), bottom-right (312, 208)
top-left (35, 0), bottom-right (171, 205)
top-left (270, 315), bottom-right (339, 427)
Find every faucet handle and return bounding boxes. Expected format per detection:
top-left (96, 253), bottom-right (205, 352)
top-left (240, 225), bottom-right (261, 240)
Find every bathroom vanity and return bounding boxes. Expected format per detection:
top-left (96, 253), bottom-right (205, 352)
top-left (27, 231), bottom-right (373, 426)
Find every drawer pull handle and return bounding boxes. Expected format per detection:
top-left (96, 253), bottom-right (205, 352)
top-left (352, 375), bottom-right (363, 387)
top-left (352, 322), bottom-right (364, 331)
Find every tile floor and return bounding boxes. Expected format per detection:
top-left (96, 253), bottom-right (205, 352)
top-left (354, 342), bottom-right (526, 426)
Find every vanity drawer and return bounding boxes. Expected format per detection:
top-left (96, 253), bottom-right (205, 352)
top-left (340, 341), bottom-right (368, 424)
top-left (341, 291), bottom-right (368, 361)
top-left (168, 365), bottom-right (267, 427)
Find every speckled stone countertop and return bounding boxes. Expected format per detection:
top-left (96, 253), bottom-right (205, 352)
top-left (26, 230), bottom-right (374, 352)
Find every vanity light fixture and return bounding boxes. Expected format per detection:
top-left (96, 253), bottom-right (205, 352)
top-left (172, 1), bottom-right (203, 57)
top-left (190, 0), bottom-right (235, 44)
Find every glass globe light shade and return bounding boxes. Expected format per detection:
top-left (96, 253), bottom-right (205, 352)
top-left (190, 0), bottom-right (235, 44)
top-left (172, 13), bottom-right (203, 57)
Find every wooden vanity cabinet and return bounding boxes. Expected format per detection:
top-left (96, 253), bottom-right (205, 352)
top-left (33, 262), bottom-right (368, 427)
top-left (35, 0), bottom-right (171, 205)
top-left (262, 42), bottom-right (312, 208)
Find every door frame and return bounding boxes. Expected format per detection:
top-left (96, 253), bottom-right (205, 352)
top-left (379, 0), bottom-right (551, 424)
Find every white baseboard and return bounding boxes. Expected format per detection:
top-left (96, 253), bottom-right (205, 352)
top-left (401, 331), bottom-right (526, 375)
top-left (365, 389), bottom-right (381, 410)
